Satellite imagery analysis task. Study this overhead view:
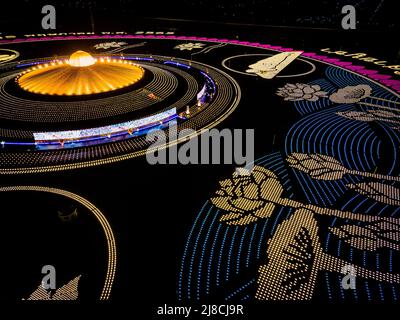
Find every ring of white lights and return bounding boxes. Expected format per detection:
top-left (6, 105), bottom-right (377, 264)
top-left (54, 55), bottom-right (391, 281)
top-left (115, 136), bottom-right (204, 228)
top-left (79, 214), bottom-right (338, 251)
top-left (0, 54), bottom-right (241, 174)
top-left (0, 60), bottom-right (187, 122)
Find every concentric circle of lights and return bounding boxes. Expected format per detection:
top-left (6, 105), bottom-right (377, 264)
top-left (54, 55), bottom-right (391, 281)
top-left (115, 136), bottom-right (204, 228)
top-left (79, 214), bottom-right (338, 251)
top-left (0, 53), bottom-right (240, 174)
top-left (16, 51), bottom-right (145, 96)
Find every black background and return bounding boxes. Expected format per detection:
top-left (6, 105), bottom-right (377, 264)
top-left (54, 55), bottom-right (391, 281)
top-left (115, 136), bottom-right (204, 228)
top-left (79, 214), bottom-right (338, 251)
top-left (0, 0), bottom-right (399, 317)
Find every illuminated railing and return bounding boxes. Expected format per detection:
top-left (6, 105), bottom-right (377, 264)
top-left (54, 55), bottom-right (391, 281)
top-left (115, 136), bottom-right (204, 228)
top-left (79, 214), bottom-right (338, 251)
top-left (2, 55), bottom-right (218, 151)
top-left (33, 108), bottom-right (177, 146)
top-left (0, 108), bottom-right (179, 149)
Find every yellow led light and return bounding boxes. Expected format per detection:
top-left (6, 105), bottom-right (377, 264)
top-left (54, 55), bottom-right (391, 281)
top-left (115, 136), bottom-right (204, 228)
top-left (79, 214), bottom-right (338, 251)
top-left (17, 51), bottom-right (145, 96)
top-left (68, 51), bottom-right (96, 67)
top-left (0, 185), bottom-right (117, 301)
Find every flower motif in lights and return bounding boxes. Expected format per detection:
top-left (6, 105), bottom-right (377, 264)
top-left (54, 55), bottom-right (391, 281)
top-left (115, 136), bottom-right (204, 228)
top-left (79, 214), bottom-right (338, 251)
top-left (256, 209), bottom-right (319, 300)
top-left (336, 110), bottom-right (376, 122)
top-left (210, 166), bottom-right (283, 225)
top-left (367, 109), bottom-right (400, 121)
top-left (210, 164), bottom-right (399, 226)
top-left (276, 83), bottom-right (328, 102)
top-left (347, 182), bottom-right (400, 206)
top-left (329, 84), bottom-right (372, 104)
top-left (256, 208), bottom-right (400, 301)
top-left (286, 153), bottom-right (349, 180)
top-left (329, 219), bottom-right (400, 251)
top-left (287, 152), bottom-right (400, 182)
top-left (174, 42), bottom-right (206, 51)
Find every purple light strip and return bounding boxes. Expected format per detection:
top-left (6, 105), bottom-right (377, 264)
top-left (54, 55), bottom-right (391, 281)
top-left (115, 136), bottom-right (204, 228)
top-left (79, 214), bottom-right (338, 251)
top-left (2, 34), bottom-right (398, 93)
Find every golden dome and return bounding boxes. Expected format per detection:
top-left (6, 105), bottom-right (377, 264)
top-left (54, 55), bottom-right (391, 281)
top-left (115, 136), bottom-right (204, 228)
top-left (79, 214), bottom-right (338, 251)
top-left (68, 50), bottom-right (96, 67)
top-left (17, 51), bottom-right (145, 96)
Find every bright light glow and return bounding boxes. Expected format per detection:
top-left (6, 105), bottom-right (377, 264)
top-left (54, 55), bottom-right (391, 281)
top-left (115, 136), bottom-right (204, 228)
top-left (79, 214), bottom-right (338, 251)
top-left (68, 50), bottom-right (96, 67)
top-left (17, 52), bottom-right (145, 96)
top-left (34, 108), bottom-right (177, 142)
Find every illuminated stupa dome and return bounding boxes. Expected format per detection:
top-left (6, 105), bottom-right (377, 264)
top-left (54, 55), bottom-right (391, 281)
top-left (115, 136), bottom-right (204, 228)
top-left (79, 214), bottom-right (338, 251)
top-left (17, 51), bottom-right (144, 96)
top-left (68, 50), bottom-right (96, 67)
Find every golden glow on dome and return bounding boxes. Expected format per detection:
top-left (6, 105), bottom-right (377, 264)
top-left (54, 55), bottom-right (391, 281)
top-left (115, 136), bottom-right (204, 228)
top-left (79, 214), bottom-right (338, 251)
top-left (17, 52), bottom-right (145, 96)
top-left (68, 50), bottom-right (96, 67)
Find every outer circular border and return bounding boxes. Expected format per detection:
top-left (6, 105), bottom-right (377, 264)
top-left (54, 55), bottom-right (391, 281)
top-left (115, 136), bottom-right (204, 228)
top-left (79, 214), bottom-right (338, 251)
top-left (0, 48), bottom-right (20, 64)
top-left (0, 185), bottom-right (117, 300)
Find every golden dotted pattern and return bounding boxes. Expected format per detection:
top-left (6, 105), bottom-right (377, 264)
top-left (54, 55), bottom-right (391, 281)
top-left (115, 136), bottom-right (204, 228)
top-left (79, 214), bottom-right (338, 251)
top-left (347, 182), bottom-right (400, 206)
top-left (287, 152), bottom-right (400, 182)
top-left (0, 65), bottom-right (177, 123)
top-left (0, 186), bottom-right (116, 300)
top-left (0, 58), bottom-right (241, 174)
top-left (330, 218), bottom-right (400, 251)
top-left (25, 275), bottom-right (81, 300)
top-left (211, 166), bottom-right (283, 225)
top-left (17, 58), bottom-right (145, 96)
top-left (211, 165), bottom-right (393, 225)
top-left (256, 209), bottom-right (400, 301)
